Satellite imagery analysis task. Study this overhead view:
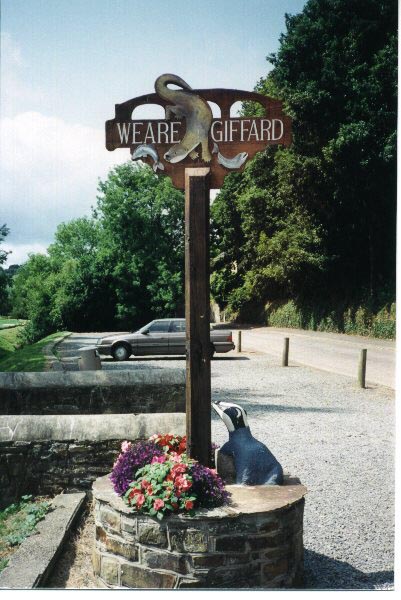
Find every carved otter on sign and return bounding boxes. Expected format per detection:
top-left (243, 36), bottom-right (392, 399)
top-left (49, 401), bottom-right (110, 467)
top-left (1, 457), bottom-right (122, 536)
top-left (155, 74), bottom-right (213, 163)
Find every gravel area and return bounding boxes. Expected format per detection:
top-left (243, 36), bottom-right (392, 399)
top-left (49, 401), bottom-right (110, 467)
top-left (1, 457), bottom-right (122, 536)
top-left (208, 352), bottom-right (395, 590)
top-left (54, 339), bottom-right (395, 590)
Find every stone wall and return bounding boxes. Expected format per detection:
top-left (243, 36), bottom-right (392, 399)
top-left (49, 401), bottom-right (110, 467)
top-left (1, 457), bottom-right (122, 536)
top-left (0, 370), bottom-right (185, 414)
top-left (92, 475), bottom-right (306, 589)
top-left (0, 414), bottom-right (185, 508)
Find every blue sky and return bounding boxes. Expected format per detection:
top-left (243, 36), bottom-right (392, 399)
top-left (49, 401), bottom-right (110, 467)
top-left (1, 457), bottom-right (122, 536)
top-left (1, 0), bottom-right (306, 266)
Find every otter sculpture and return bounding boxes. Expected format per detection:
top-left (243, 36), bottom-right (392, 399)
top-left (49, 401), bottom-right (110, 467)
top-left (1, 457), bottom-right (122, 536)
top-left (155, 74), bottom-right (213, 163)
top-left (212, 401), bottom-right (283, 486)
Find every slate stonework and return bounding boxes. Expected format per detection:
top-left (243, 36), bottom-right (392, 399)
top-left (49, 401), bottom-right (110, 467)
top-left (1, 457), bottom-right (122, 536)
top-left (92, 474), bottom-right (306, 589)
top-left (0, 439), bottom-right (123, 508)
top-left (0, 370), bottom-right (185, 415)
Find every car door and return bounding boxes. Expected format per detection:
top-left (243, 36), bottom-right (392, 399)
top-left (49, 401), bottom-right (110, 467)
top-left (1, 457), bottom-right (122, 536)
top-left (168, 319), bottom-right (186, 355)
top-left (139, 320), bottom-right (171, 355)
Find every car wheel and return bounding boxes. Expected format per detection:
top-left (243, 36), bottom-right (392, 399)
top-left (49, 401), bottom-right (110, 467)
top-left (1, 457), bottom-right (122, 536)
top-left (112, 344), bottom-right (131, 361)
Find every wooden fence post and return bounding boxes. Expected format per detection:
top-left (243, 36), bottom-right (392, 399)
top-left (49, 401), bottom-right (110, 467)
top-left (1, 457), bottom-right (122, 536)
top-left (358, 349), bottom-right (367, 388)
top-left (237, 330), bottom-right (242, 353)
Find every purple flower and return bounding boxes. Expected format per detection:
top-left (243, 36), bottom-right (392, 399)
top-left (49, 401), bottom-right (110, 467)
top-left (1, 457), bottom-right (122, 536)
top-left (190, 463), bottom-right (230, 508)
top-left (110, 441), bottom-right (163, 496)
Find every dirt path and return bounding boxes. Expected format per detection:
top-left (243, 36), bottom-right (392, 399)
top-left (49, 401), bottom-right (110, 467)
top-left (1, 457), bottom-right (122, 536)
top-left (45, 503), bottom-right (105, 589)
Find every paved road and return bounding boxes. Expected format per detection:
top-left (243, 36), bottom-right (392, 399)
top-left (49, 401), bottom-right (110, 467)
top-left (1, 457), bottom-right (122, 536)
top-left (58, 328), bottom-right (395, 389)
top-left (237, 327), bottom-right (395, 389)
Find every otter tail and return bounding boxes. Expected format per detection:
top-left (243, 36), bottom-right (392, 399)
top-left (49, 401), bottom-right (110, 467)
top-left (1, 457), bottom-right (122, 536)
top-left (155, 74), bottom-right (193, 102)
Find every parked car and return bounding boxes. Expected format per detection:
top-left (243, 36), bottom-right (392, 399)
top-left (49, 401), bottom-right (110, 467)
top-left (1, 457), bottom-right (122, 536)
top-left (96, 318), bottom-right (235, 361)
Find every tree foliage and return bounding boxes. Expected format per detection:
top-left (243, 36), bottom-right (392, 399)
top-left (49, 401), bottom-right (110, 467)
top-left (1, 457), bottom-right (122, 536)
top-left (11, 164), bottom-right (185, 340)
top-left (0, 225), bottom-right (11, 314)
top-left (211, 0), bottom-right (396, 322)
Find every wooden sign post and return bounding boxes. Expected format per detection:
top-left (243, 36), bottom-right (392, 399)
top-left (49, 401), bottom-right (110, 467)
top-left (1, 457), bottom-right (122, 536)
top-left (185, 168), bottom-right (211, 466)
top-left (106, 74), bottom-right (292, 466)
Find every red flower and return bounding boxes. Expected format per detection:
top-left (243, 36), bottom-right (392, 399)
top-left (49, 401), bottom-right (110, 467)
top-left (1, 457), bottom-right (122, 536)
top-left (184, 500), bottom-right (194, 510)
top-left (141, 480), bottom-right (150, 489)
top-left (153, 499), bottom-right (165, 511)
top-left (146, 486), bottom-right (153, 496)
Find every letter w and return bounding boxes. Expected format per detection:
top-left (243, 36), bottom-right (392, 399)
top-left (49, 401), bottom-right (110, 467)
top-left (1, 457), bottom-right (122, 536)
top-left (117, 123), bottom-right (131, 144)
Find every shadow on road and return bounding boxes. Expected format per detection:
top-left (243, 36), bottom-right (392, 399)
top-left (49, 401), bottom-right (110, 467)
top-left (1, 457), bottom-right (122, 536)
top-left (211, 392), bottom-right (350, 414)
top-left (303, 548), bottom-right (393, 590)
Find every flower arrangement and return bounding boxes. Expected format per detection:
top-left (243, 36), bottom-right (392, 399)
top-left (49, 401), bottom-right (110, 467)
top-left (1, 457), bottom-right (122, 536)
top-left (110, 434), bottom-right (229, 520)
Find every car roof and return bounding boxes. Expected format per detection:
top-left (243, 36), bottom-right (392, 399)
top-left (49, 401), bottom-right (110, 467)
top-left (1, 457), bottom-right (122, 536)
top-left (153, 318), bottom-right (184, 321)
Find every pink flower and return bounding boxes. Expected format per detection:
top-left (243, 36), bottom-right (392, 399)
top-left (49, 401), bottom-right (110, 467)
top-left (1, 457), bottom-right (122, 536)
top-left (171, 463), bottom-right (187, 476)
top-left (136, 494), bottom-right (145, 508)
top-left (121, 441), bottom-right (132, 453)
top-left (153, 499), bottom-right (165, 511)
top-left (151, 455), bottom-right (167, 464)
top-left (175, 476), bottom-right (192, 492)
top-left (170, 452), bottom-right (182, 463)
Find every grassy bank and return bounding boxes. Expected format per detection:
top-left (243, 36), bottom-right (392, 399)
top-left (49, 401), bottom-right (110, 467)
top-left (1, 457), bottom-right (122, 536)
top-left (0, 496), bottom-right (51, 573)
top-left (0, 325), bottom-right (24, 359)
top-left (264, 300), bottom-right (396, 339)
top-left (0, 329), bottom-right (69, 372)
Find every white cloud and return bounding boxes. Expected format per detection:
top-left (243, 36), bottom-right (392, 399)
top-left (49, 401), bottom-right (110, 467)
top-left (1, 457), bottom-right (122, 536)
top-left (2, 243), bottom-right (48, 267)
top-left (0, 33), bottom-right (127, 251)
top-left (0, 111), bottom-right (127, 246)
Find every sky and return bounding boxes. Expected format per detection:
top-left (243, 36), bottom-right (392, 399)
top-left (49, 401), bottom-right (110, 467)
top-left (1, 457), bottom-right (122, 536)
top-left (0, 0), bottom-right (306, 267)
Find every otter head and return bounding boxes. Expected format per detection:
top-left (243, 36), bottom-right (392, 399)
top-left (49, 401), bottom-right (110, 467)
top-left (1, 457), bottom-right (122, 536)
top-left (164, 144), bottom-right (187, 164)
top-left (212, 401), bottom-right (249, 432)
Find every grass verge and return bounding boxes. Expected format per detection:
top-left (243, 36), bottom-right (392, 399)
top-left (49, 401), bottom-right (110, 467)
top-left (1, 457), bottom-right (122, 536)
top-left (0, 331), bottom-right (69, 372)
top-left (0, 496), bottom-right (51, 574)
top-left (0, 317), bottom-right (27, 328)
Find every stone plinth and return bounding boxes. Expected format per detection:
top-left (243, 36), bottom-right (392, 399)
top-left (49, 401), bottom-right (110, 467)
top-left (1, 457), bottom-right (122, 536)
top-left (92, 474), bottom-right (306, 589)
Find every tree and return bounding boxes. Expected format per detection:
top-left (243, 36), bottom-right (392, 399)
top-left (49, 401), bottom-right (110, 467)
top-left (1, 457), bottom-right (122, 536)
top-left (0, 225), bottom-right (11, 314)
top-left (211, 0), bottom-right (396, 320)
top-left (96, 162), bottom-right (185, 327)
top-left (267, 0), bottom-right (397, 300)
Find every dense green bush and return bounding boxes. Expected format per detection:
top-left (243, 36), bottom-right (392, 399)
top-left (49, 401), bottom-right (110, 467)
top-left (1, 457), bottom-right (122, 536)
top-left (264, 300), bottom-right (395, 339)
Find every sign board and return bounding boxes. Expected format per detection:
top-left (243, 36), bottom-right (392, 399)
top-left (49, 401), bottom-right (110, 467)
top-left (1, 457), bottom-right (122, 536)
top-left (105, 74), bottom-right (292, 189)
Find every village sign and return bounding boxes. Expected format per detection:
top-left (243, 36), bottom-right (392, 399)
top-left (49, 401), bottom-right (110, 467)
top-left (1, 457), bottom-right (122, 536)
top-left (105, 74), bottom-right (292, 189)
